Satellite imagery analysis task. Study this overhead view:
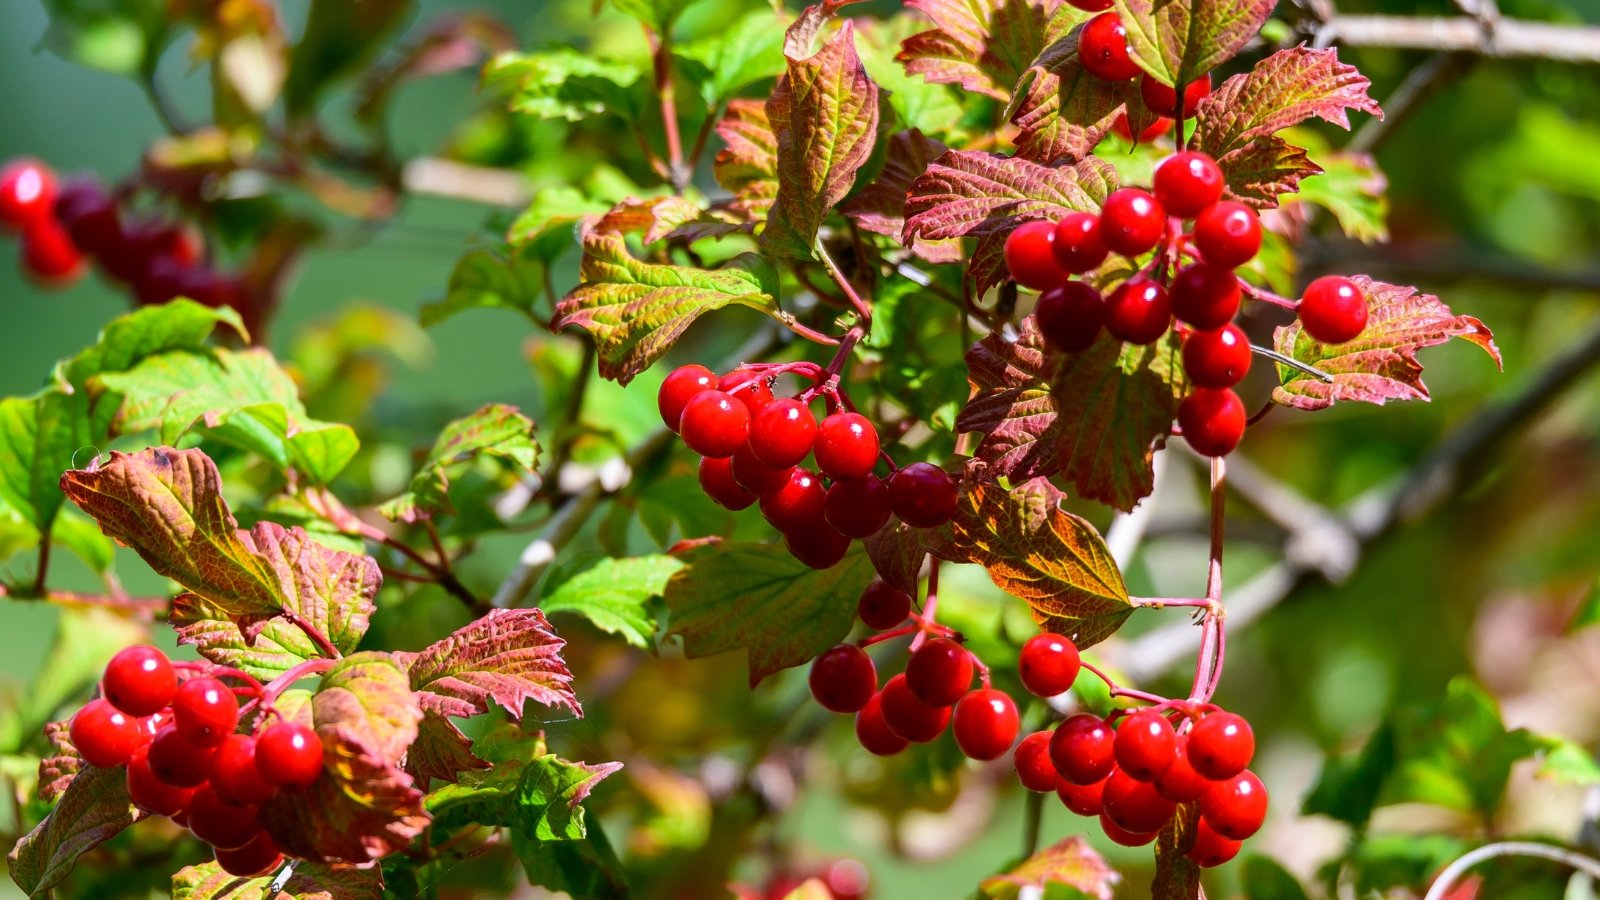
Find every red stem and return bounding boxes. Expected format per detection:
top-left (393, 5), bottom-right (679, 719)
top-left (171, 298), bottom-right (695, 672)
top-left (281, 608), bottom-right (342, 660)
top-left (1129, 596), bottom-right (1212, 609)
top-left (1079, 661), bottom-right (1169, 706)
top-left (646, 26), bottom-right (686, 191)
top-left (1238, 278), bottom-right (1299, 310)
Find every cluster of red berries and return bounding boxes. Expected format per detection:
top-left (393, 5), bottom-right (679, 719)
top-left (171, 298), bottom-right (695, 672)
top-left (67, 645), bottom-right (327, 877)
top-left (1068, 0), bottom-right (1216, 144)
top-left (1003, 147), bottom-right (1369, 458)
top-left (659, 364), bottom-right (960, 568)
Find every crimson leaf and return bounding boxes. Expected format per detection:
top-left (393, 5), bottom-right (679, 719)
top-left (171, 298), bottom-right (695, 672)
top-left (404, 608), bottom-right (581, 720)
top-left (1010, 28), bottom-right (1149, 164)
top-left (843, 129), bottom-right (960, 263)
top-left (712, 99), bottom-right (779, 222)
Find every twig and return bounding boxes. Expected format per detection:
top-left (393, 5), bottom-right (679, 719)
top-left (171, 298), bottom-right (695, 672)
top-left (646, 26), bottom-right (688, 191)
top-left (400, 157), bottom-right (532, 207)
top-left (1022, 790), bottom-right (1044, 858)
top-left (1424, 842), bottom-right (1600, 900)
top-left (1316, 14), bottom-right (1600, 62)
top-left (1350, 52), bottom-right (1474, 155)
top-left (813, 238), bottom-right (873, 331)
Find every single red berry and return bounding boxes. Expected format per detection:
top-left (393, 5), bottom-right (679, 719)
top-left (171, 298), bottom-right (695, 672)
top-left (1188, 711), bottom-right (1254, 780)
top-left (1104, 278), bottom-right (1172, 345)
top-left (784, 524), bottom-right (851, 570)
top-left (1178, 388), bottom-right (1246, 457)
top-left (1064, 0), bottom-right (1112, 10)
top-left (1187, 818), bottom-right (1243, 867)
top-left (749, 398), bottom-right (818, 469)
top-left (1113, 710), bottom-right (1177, 781)
top-left (1170, 263), bottom-right (1241, 330)
top-left (1099, 811), bottom-right (1159, 847)
top-left (1018, 632), bottom-right (1080, 698)
top-left (255, 721), bottom-right (325, 790)
top-left (53, 179), bottom-right (121, 256)
top-left (879, 673), bottom-right (951, 743)
top-left (1079, 13), bottom-right (1141, 82)
top-left (1200, 769), bottom-right (1268, 840)
top-left (1153, 151), bottom-right (1225, 218)
top-left (1140, 74), bottom-right (1213, 120)
top-left (855, 691), bottom-right (909, 757)
top-left (1102, 767), bottom-right (1178, 833)
top-left (1051, 212), bottom-right (1109, 274)
top-left (103, 645), bottom-right (178, 717)
top-left (0, 158), bottom-right (58, 230)
top-left (658, 364), bottom-right (714, 431)
top-left (1182, 323), bottom-right (1252, 389)
top-left (1099, 189), bottom-right (1167, 258)
top-left (209, 734), bottom-right (277, 806)
top-left (953, 689), bottom-right (1020, 761)
top-left (187, 784), bottom-right (260, 851)
top-left (824, 476), bottom-right (893, 539)
top-left (717, 368), bottom-right (775, 414)
top-left (679, 390), bottom-right (751, 458)
top-left (809, 644), bottom-right (877, 713)
top-left (698, 456), bottom-right (757, 511)
top-left (761, 467), bottom-right (827, 531)
top-left (1156, 736), bottom-right (1211, 803)
top-left (1035, 281), bottom-right (1105, 353)
top-left (70, 698), bottom-right (148, 768)
top-left (1049, 714), bottom-right (1116, 785)
top-left (1298, 275), bottom-right (1368, 344)
top-left (731, 449), bottom-right (792, 497)
top-left (904, 637), bottom-right (974, 707)
top-left (126, 746), bottom-right (197, 817)
top-left (172, 677), bottom-right (240, 747)
top-left (1015, 731), bottom-right (1059, 792)
top-left (148, 724), bottom-right (218, 787)
top-left (1056, 774), bottom-right (1107, 816)
top-left (1110, 114), bottom-right (1172, 144)
top-left (1003, 220), bottom-right (1069, 291)
top-left (1193, 201), bottom-right (1261, 268)
top-left (20, 219), bottom-right (85, 286)
top-left (888, 463), bottom-right (959, 528)
top-left (858, 581), bottom-right (912, 630)
top-left (814, 412), bottom-right (879, 480)
top-left (214, 831), bottom-right (282, 878)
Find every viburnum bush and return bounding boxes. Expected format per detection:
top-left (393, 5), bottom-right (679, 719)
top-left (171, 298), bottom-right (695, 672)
top-left (3, 0), bottom-right (1599, 898)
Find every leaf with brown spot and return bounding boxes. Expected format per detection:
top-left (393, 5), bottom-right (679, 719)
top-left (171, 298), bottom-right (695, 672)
top-left (8, 764), bottom-right (147, 897)
top-left (405, 608), bottom-right (581, 721)
top-left (979, 835), bottom-right (1119, 899)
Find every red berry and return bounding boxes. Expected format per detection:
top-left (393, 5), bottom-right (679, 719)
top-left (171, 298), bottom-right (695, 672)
top-left (731, 449), bottom-right (792, 497)
top-left (1018, 632), bottom-right (1080, 698)
top-left (1051, 212), bottom-right (1109, 274)
top-left (1111, 114), bottom-right (1172, 144)
top-left (1178, 388), bottom-right (1246, 458)
top-left (784, 524), bottom-right (851, 569)
top-left (1003, 220), bottom-right (1068, 291)
top-left (214, 831), bottom-right (282, 877)
top-left (255, 721), bottom-right (325, 790)
top-left (1099, 189), bottom-right (1166, 257)
top-left (1101, 767), bottom-right (1178, 833)
top-left (809, 644), bottom-right (877, 713)
top-left (953, 689), bottom-right (1020, 761)
top-left (1199, 769), bottom-right (1268, 840)
top-left (1298, 275), bottom-right (1368, 344)
top-left (879, 673), bottom-right (951, 743)
top-left (887, 463), bottom-right (958, 529)
top-left (1182, 323), bottom-right (1251, 389)
top-left (717, 369), bottom-right (775, 414)
top-left (209, 734), bottom-right (277, 806)
top-left (824, 476), bottom-right (892, 538)
top-left (1065, 0), bottom-right (1112, 10)
top-left (1193, 201), bottom-right (1261, 268)
top-left (172, 677), bottom-right (240, 747)
top-left (1099, 812), bottom-right (1158, 847)
top-left (699, 456), bottom-right (757, 510)
top-left (1056, 774), bottom-right (1107, 816)
top-left (1140, 74), bottom-right (1213, 120)
top-left (858, 581), bottom-right (912, 630)
top-left (53, 179), bottom-right (121, 256)
top-left (1035, 281), bottom-right (1104, 353)
top-left (813, 412), bottom-right (879, 480)
top-left (1113, 710), bottom-right (1177, 781)
top-left (1049, 714), bottom-right (1115, 785)
top-left (760, 467), bottom-right (827, 531)
top-left (1079, 13), bottom-right (1141, 82)
top-left (1156, 736), bottom-right (1211, 803)
top-left (187, 784), bottom-right (260, 851)
top-left (0, 159), bottom-right (58, 229)
top-left (1170, 263), bottom-right (1241, 330)
top-left (679, 390), bottom-right (751, 458)
top-left (70, 699), bottom-right (148, 768)
top-left (855, 691), bottom-right (909, 757)
top-left (20, 219), bottom-right (85, 286)
top-left (1104, 278), bottom-right (1172, 345)
top-left (749, 398), bottom-right (818, 469)
top-left (1188, 711), bottom-right (1254, 780)
top-left (103, 646), bottom-right (177, 717)
top-left (148, 724), bottom-right (217, 787)
top-left (1015, 731), bottom-right (1059, 792)
top-left (1187, 818), bottom-right (1243, 867)
top-left (1153, 151), bottom-right (1225, 218)
top-left (658, 365), bottom-right (714, 431)
top-left (905, 637), bottom-right (973, 707)
top-left (126, 745), bottom-right (197, 817)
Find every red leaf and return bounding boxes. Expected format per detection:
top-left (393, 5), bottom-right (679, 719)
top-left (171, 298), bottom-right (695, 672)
top-left (897, 0), bottom-right (1063, 101)
top-left (843, 129), bottom-right (960, 263)
top-left (406, 712), bottom-right (490, 786)
top-left (8, 764), bottom-right (146, 897)
top-left (1010, 24), bottom-right (1151, 164)
top-left (1205, 135), bottom-right (1320, 209)
top-left (713, 99), bottom-right (779, 222)
top-left (979, 835), bottom-right (1119, 898)
top-left (591, 195), bottom-right (706, 244)
top-left (405, 608), bottom-right (581, 720)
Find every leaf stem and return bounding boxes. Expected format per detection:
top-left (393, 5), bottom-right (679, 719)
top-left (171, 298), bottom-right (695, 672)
top-left (1129, 596), bottom-right (1212, 609)
top-left (1189, 457), bottom-right (1228, 703)
top-left (813, 238), bottom-right (873, 331)
top-left (281, 608), bottom-right (342, 660)
top-left (1238, 278), bottom-right (1298, 310)
top-left (910, 562), bottom-right (941, 653)
top-left (251, 656), bottom-right (340, 719)
top-left (646, 26), bottom-right (688, 191)
top-left (31, 527), bottom-right (51, 597)
top-left (1022, 789), bottom-right (1044, 858)
top-left (1251, 343), bottom-right (1335, 383)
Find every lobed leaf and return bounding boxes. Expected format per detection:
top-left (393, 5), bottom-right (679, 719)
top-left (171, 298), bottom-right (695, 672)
top-left (1296, 148), bottom-right (1389, 243)
top-left (314, 651), bottom-right (423, 768)
top-left (507, 187), bottom-right (605, 263)
top-left (1110, 0), bottom-right (1274, 88)
top-left (539, 554), bottom-right (682, 648)
top-left (8, 764), bottom-right (146, 897)
top-left (426, 723), bottom-right (622, 841)
top-left (381, 403), bottom-right (539, 523)
top-left (483, 49), bottom-right (643, 122)
top-left (0, 389), bottom-right (103, 538)
top-left (405, 608), bottom-right (581, 720)
top-left (423, 247), bottom-right (544, 327)
top-left (897, 0), bottom-right (1060, 101)
top-left (675, 9), bottom-right (786, 106)
top-left (843, 129), bottom-right (960, 263)
top-left (1010, 33), bottom-right (1146, 165)
top-left (979, 835), bottom-right (1118, 899)
top-left (171, 861), bottom-right (382, 900)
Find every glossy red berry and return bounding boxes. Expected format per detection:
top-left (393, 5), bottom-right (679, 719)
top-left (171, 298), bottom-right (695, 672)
top-left (1015, 731), bottom-right (1059, 792)
top-left (209, 734), bottom-right (277, 806)
top-left (187, 784), bottom-right (260, 851)
top-left (905, 638), bottom-right (973, 707)
top-left (717, 369), bottom-right (775, 414)
top-left (1056, 774), bottom-right (1107, 816)
top-left (1079, 13), bottom-right (1141, 82)
top-left (148, 724), bottom-right (217, 787)
top-left (0, 159), bottom-right (57, 229)
top-left (953, 689), bottom-right (1020, 761)
top-left (103, 645), bottom-right (178, 717)
top-left (855, 691), bottom-right (909, 757)
top-left (255, 721), bottom-right (325, 790)
top-left (1170, 263), bottom-right (1241, 330)
top-left (1178, 388), bottom-right (1246, 457)
top-left (679, 390), bottom-right (751, 458)
top-left (1111, 114), bottom-right (1172, 144)
top-left (699, 456), bottom-right (757, 511)
top-left (1102, 767), bottom-right (1178, 833)
top-left (888, 463), bottom-right (958, 528)
top-left (814, 412), bottom-right (879, 480)
top-left (1140, 74), bottom-right (1212, 120)
top-left (1104, 278), bottom-right (1172, 345)
top-left (1298, 275), bottom-right (1368, 344)
top-left (1156, 736), bottom-right (1211, 803)
top-left (731, 449), bottom-right (792, 497)
top-left (858, 581), bottom-right (912, 630)
top-left (172, 677), bottom-right (240, 747)
top-left (1035, 281), bottom-right (1105, 353)
top-left (214, 831), bottom-right (282, 877)
top-left (1193, 201), bottom-right (1261, 268)
top-left (1188, 711), bottom-right (1254, 780)
top-left (658, 364), bottom-right (714, 431)
top-left (761, 467), bottom-right (827, 531)
top-left (784, 524), bottom-right (851, 570)
top-left (824, 476), bottom-right (892, 538)
top-left (1003, 220), bottom-right (1068, 291)
top-left (1099, 189), bottom-right (1167, 257)
top-left (1099, 812), bottom-right (1159, 847)
top-left (749, 398), bottom-right (818, 469)
top-left (1200, 769), bottom-right (1268, 840)
top-left (1018, 632), bottom-right (1080, 698)
top-left (1049, 714), bottom-right (1116, 785)
top-left (20, 219), bottom-right (85, 285)
top-left (1153, 151), bottom-right (1225, 218)
top-left (126, 746), bottom-right (197, 817)
top-left (1113, 710), bottom-right (1177, 781)
top-left (1064, 0), bottom-right (1112, 10)
top-left (879, 673), bottom-right (951, 743)
top-left (809, 644), bottom-right (877, 713)
top-left (1182, 323), bottom-right (1252, 389)
top-left (1187, 818), bottom-right (1243, 867)
top-left (1051, 212), bottom-right (1109, 274)
top-left (70, 698), bottom-right (148, 768)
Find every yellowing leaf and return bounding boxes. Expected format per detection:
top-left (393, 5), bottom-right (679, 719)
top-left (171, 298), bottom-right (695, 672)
top-left (713, 99), bottom-right (779, 222)
top-left (171, 860), bottom-right (382, 900)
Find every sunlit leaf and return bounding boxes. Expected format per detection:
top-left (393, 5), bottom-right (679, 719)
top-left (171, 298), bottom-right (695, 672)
top-left (1296, 150), bottom-right (1389, 243)
top-left (381, 403), bottom-right (539, 523)
top-left (897, 0), bottom-right (1059, 101)
top-left (676, 10), bottom-right (786, 106)
top-left (8, 764), bottom-right (145, 897)
top-left (171, 860), bottom-right (382, 899)
top-left (592, 195), bottom-right (707, 244)
top-left (1110, 0), bottom-right (1274, 88)
top-left (404, 608), bottom-right (581, 720)
top-left (539, 554), bottom-right (682, 648)
top-left (713, 99), bottom-right (780, 222)
top-left (844, 129), bottom-right (960, 263)
top-left (980, 836), bottom-right (1118, 899)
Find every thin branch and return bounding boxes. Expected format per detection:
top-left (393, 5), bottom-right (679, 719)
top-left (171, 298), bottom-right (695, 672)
top-left (1425, 842), bottom-right (1600, 900)
top-left (1251, 343), bottom-right (1334, 383)
top-left (646, 26), bottom-right (688, 191)
top-left (1022, 790), bottom-right (1044, 858)
top-left (1317, 14), bottom-right (1600, 62)
top-left (400, 157), bottom-right (532, 207)
top-left (813, 238), bottom-right (873, 330)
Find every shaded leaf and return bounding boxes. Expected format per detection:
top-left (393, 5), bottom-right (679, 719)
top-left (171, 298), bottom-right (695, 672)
top-left (507, 187), bottom-right (605, 264)
top-left (1302, 721), bottom-right (1394, 828)
top-left (897, 0), bottom-right (1059, 101)
top-left (611, 0), bottom-right (697, 35)
top-left (1208, 134), bottom-right (1320, 209)
top-left (405, 608), bottom-right (581, 720)
top-left (980, 835), bottom-right (1118, 899)
top-left (1150, 804), bottom-right (1202, 899)
top-left (676, 9), bottom-right (786, 106)
top-left (171, 860), bottom-right (382, 900)
top-left (406, 711), bottom-right (488, 786)
top-left (1010, 28), bottom-right (1145, 164)
top-left (1110, 0), bottom-right (1274, 88)
top-left (426, 723), bottom-right (621, 840)
top-left (422, 248), bottom-right (544, 327)
top-left (381, 403), bottom-right (539, 523)
top-left (513, 805), bottom-right (628, 898)
top-left (863, 521), bottom-right (942, 595)
top-left (8, 764), bottom-right (145, 897)
top-left (1297, 150), bottom-right (1389, 243)
top-left (843, 129), bottom-right (960, 263)
top-left (1241, 856), bottom-right (1311, 900)
top-left (713, 99), bottom-right (780, 221)
top-left (483, 49), bottom-right (643, 122)
top-left (539, 554), bottom-right (682, 648)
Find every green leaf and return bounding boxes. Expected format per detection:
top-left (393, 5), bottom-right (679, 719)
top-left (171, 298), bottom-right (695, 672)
top-left (676, 10), bottom-right (785, 106)
top-left (663, 541), bottom-right (876, 686)
top-left (1241, 856), bottom-right (1310, 900)
top-left (284, 0), bottom-right (415, 116)
top-left (406, 712), bottom-right (488, 786)
top-left (1295, 148), bottom-right (1390, 244)
top-left (612, 0), bottom-right (697, 35)
top-left (856, 18), bottom-right (965, 140)
top-left (426, 723), bottom-right (622, 840)
top-left (539, 555), bottom-right (682, 648)
top-left (0, 388), bottom-right (100, 535)
top-left (423, 248), bottom-right (545, 327)
top-left (483, 49), bottom-right (644, 122)
top-left (7, 764), bottom-right (145, 897)
top-left (1302, 721), bottom-right (1394, 828)
top-left (406, 608), bottom-right (580, 721)
top-left (514, 818), bottom-right (628, 900)
top-left (57, 299), bottom-right (245, 385)
top-left (51, 510), bottom-right (114, 574)
top-left (1520, 731), bottom-right (1600, 786)
top-left (1348, 833), bottom-right (1467, 895)
top-left (381, 404), bottom-right (539, 523)
top-left (507, 187), bottom-right (606, 264)
top-left (171, 861), bottom-right (382, 900)
top-left (979, 836), bottom-right (1117, 899)
top-left (1384, 677), bottom-right (1519, 815)
top-left (1110, 0), bottom-right (1274, 88)
top-left (195, 402), bottom-right (360, 486)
